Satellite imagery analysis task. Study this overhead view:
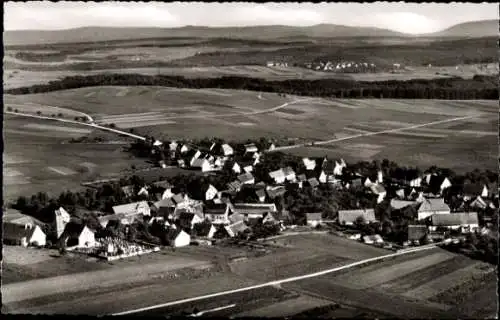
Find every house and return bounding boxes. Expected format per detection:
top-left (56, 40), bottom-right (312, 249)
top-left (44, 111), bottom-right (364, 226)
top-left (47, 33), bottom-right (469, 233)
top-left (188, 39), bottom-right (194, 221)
top-left (395, 188), bottom-right (406, 199)
top-left (166, 228), bottom-right (191, 247)
top-left (283, 167), bottom-right (296, 182)
top-left (61, 223), bottom-right (96, 248)
top-left (303, 158), bottom-right (317, 170)
top-left (121, 185), bottom-right (135, 198)
top-left (428, 175), bottom-right (452, 194)
top-left (364, 177), bottom-right (375, 188)
top-left (3, 223), bottom-right (46, 247)
top-left (177, 159), bottom-right (186, 168)
top-left (266, 61), bottom-right (274, 67)
top-left (204, 202), bottom-right (231, 224)
top-left (180, 144), bottom-right (190, 153)
top-left (54, 207), bottom-right (71, 238)
top-left (363, 234), bottom-right (384, 245)
top-left (462, 183), bottom-right (489, 201)
top-left (152, 180), bottom-right (173, 191)
top-left (192, 222), bottom-right (216, 239)
top-left (306, 177), bottom-right (320, 189)
top-left (137, 186), bottom-right (149, 197)
top-left (296, 174), bottom-right (307, 188)
top-left (224, 221), bottom-right (250, 238)
top-left (417, 198), bottom-right (450, 220)
top-left (429, 212), bottom-right (479, 233)
top-left (175, 211), bottom-right (204, 231)
top-left (229, 211), bottom-right (246, 224)
top-left (228, 180), bottom-right (243, 193)
top-left (347, 178), bottom-right (363, 189)
top-left (232, 162), bottom-right (242, 174)
top-left (305, 212), bottom-right (335, 227)
top-left (238, 172), bottom-right (255, 185)
top-left (408, 225), bottom-right (428, 242)
top-left (113, 201), bottom-right (151, 217)
top-left (338, 209), bottom-right (376, 225)
top-left (162, 187), bottom-right (174, 200)
top-left (262, 211), bottom-right (284, 225)
top-left (244, 143), bottom-right (258, 154)
top-left (169, 141), bottom-right (178, 152)
top-left (232, 203), bottom-right (277, 219)
top-left (268, 143), bottom-right (276, 151)
top-left (408, 176), bottom-right (422, 187)
top-left (191, 158), bottom-right (213, 172)
top-left (210, 142), bottom-right (234, 157)
top-left (266, 186), bottom-right (286, 199)
top-left (256, 189), bottom-right (266, 202)
top-left (469, 196), bottom-right (495, 210)
top-left (242, 165), bottom-right (253, 173)
top-left (4, 209), bottom-right (42, 229)
top-left (390, 199), bottom-right (416, 210)
top-left (369, 184), bottom-right (387, 203)
top-left (318, 170), bottom-right (327, 184)
top-left (269, 169), bottom-right (286, 184)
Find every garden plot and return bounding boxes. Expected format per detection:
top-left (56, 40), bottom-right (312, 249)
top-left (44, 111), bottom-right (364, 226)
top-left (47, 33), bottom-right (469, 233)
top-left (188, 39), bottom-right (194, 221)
top-left (402, 261), bottom-right (486, 301)
top-left (330, 251), bottom-right (455, 290)
top-left (22, 123), bottom-right (92, 135)
top-left (3, 246), bottom-right (56, 266)
top-left (237, 295), bottom-right (333, 318)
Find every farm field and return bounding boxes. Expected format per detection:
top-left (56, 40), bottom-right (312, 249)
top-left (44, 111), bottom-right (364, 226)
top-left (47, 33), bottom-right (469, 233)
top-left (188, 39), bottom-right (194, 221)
top-left (284, 247), bottom-right (497, 318)
top-left (2, 114), bottom-right (149, 202)
top-left (4, 62), bottom-right (498, 90)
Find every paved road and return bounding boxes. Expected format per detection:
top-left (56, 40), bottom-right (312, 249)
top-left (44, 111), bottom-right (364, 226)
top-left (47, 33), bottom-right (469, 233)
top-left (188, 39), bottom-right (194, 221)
top-left (113, 244), bottom-right (443, 315)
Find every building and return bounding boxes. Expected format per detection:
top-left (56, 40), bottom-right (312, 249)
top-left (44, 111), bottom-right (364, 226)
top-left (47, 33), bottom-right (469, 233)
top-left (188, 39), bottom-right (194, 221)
top-left (369, 184), bottom-right (387, 203)
top-left (428, 175), bottom-right (452, 195)
top-left (462, 183), bottom-right (489, 201)
top-left (306, 212), bottom-right (335, 227)
top-left (283, 167), bottom-right (296, 182)
top-left (166, 228), bottom-right (191, 247)
top-left (390, 199), bottom-right (416, 210)
top-left (175, 211), bottom-right (204, 231)
top-left (237, 172), bottom-right (255, 185)
top-left (306, 178), bottom-right (320, 189)
top-left (338, 209), bottom-right (376, 225)
top-left (192, 222), bottom-right (216, 239)
top-left (363, 234), bottom-right (383, 245)
top-left (191, 158), bottom-right (213, 172)
top-left (303, 158), bottom-right (317, 170)
top-left (204, 202), bottom-right (231, 225)
top-left (224, 221), bottom-right (250, 238)
top-left (121, 185), bottom-right (135, 198)
top-left (244, 143), bottom-right (258, 153)
top-left (266, 186), bottom-right (286, 199)
top-left (54, 207), bottom-right (71, 239)
top-left (407, 225), bottom-right (428, 242)
top-left (61, 223), bottom-right (96, 248)
top-left (113, 201), bottom-right (151, 217)
top-left (429, 212), bottom-right (479, 233)
top-left (255, 189), bottom-right (266, 202)
top-left (269, 169), bottom-right (286, 184)
top-left (3, 209), bottom-right (42, 229)
top-left (232, 203), bottom-right (277, 219)
top-left (232, 162), bottom-right (242, 174)
top-left (417, 198), bottom-right (450, 220)
top-left (228, 180), bottom-right (243, 193)
top-left (3, 223), bottom-right (46, 247)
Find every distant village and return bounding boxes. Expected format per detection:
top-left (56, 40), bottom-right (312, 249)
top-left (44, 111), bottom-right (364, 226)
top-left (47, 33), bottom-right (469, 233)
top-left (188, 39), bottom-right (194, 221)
top-left (4, 136), bottom-right (498, 262)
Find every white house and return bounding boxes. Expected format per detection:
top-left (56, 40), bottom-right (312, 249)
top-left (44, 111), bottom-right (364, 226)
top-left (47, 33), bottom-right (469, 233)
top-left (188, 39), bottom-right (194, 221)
top-left (205, 184), bottom-right (218, 201)
top-left (429, 212), bottom-right (479, 233)
top-left (113, 201), bottom-right (151, 217)
top-left (221, 144), bottom-right (233, 156)
top-left (137, 186), bottom-right (149, 197)
top-left (244, 143), bottom-right (258, 153)
top-left (204, 203), bottom-right (231, 225)
top-left (409, 177), bottom-right (422, 187)
top-left (269, 169), bottom-right (286, 184)
top-left (64, 224), bottom-right (96, 248)
top-left (417, 198), bottom-right (450, 220)
top-left (303, 158), bottom-right (317, 170)
top-left (318, 170), bottom-right (327, 184)
top-left (370, 184), bottom-right (387, 204)
top-left (54, 207), bottom-right (71, 239)
top-left (169, 229), bottom-right (191, 247)
top-left (3, 223), bottom-right (46, 247)
top-left (283, 167), bottom-right (296, 182)
top-left (243, 165), bottom-right (253, 173)
top-left (333, 159), bottom-right (346, 176)
top-left (364, 177), bottom-right (374, 188)
top-left (169, 141), bottom-right (178, 151)
top-left (232, 162), bottom-right (242, 174)
top-left (191, 158), bottom-right (213, 172)
top-left (180, 144), bottom-right (190, 153)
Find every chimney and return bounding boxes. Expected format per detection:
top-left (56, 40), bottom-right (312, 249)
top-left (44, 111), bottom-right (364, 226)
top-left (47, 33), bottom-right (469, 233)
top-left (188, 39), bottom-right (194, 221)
top-left (377, 170), bottom-right (383, 184)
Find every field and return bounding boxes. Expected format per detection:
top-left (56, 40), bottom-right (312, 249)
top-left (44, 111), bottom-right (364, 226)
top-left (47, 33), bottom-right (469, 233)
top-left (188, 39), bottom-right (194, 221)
top-left (284, 247), bottom-right (497, 318)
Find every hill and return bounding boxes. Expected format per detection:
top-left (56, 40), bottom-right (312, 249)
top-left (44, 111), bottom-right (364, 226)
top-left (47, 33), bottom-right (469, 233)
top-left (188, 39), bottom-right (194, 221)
top-left (4, 24), bottom-right (407, 46)
top-left (427, 19), bottom-right (498, 38)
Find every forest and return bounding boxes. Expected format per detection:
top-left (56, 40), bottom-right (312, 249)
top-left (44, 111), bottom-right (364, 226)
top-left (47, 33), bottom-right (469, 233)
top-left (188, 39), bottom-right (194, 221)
top-left (6, 73), bottom-right (498, 99)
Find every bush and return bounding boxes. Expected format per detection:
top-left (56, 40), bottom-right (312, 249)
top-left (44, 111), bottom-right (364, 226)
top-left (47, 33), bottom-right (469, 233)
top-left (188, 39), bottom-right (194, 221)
top-left (109, 123), bottom-right (116, 128)
top-left (7, 107), bottom-right (12, 111)
top-left (14, 109), bottom-right (18, 113)
top-left (57, 113), bottom-right (63, 117)
top-left (36, 111), bottom-right (42, 115)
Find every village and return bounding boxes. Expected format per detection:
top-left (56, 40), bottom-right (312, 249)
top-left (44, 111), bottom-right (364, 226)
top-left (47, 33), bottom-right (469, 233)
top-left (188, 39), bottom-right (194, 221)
top-left (4, 135), bottom-right (498, 263)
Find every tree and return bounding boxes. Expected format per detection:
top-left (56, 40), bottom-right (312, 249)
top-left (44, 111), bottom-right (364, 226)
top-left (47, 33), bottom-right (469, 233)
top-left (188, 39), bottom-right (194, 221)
top-left (74, 116), bottom-right (79, 121)
top-left (57, 113), bottom-right (63, 117)
top-left (109, 123), bottom-right (116, 128)
top-left (14, 109), bottom-right (18, 113)
top-left (36, 111), bottom-right (42, 116)
top-left (7, 106), bottom-right (12, 111)
top-left (51, 114), bottom-right (56, 117)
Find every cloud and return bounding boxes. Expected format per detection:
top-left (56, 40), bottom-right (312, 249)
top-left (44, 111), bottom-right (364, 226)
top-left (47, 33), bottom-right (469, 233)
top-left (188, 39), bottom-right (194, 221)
top-left (368, 12), bottom-right (442, 34)
top-left (226, 4), bottom-right (326, 26)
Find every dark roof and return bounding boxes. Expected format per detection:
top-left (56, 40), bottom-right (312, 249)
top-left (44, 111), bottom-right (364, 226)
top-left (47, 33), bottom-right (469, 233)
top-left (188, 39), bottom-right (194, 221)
top-left (193, 222), bottom-right (213, 237)
top-left (408, 225), bottom-right (428, 241)
top-left (432, 212), bottom-right (479, 226)
top-left (256, 189), bottom-right (266, 198)
top-left (297, 174), bottom-right (307, 182)
top-left (428, 175), bottom-right (447, 192)
top-left (307, 178), bottom-right (320, 188)
top-left (152, 180), bottom-right (173, 190)
top-left (266, 186), bottom-right (286, 199)
top-left (204, 202), bottom-right (228, 214)
top-left (3, 223), bottom-right (40, 241)
top-left (237, 173), bottom-right (254, 183)
top-left (462, 183), bottom-right (485, 196)
top-left (61, 222), bottom-right (89, 240)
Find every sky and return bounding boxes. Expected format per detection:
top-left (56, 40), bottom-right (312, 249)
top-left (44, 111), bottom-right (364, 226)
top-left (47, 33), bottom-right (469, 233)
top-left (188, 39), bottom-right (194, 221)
top-left (4, 2), bottom-right (499, 34)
